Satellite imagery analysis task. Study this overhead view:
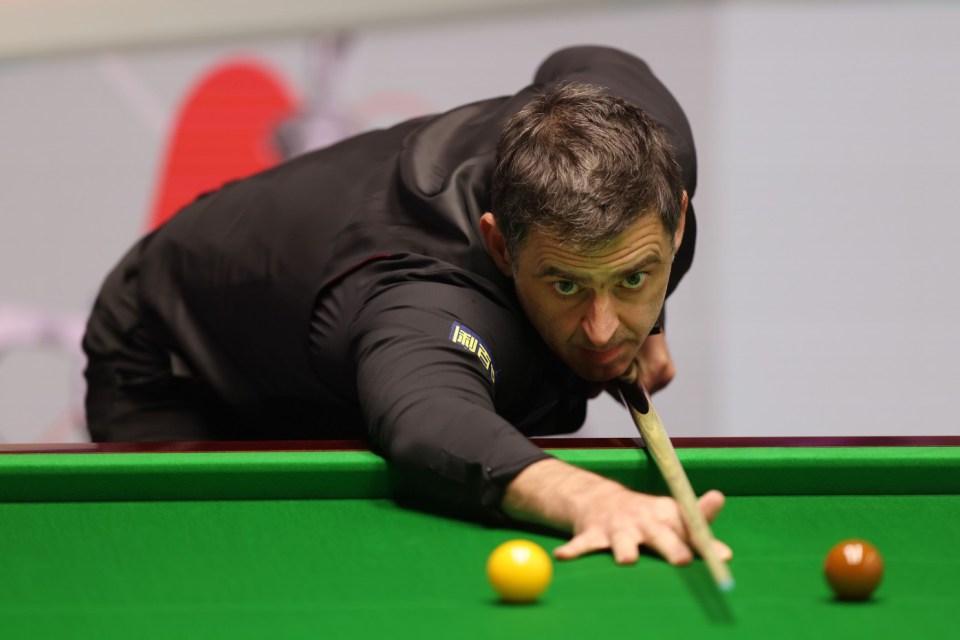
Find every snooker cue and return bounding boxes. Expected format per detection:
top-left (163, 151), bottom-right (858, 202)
top-left (618, 365), bottom-right (735, 592)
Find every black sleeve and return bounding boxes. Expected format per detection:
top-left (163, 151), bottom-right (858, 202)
top-left (349, 279), bottom-right (551, 520)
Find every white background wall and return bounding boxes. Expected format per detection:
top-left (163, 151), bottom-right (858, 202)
top-left (584, 2), bottom-right (960, 438)
top-left (1, 1), bottom-right (958, 442)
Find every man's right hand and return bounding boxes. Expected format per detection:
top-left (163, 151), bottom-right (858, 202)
top-left (501, 458), bottom-right (732, 565)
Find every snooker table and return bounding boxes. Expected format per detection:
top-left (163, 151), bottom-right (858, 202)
top-left (1, 436), bottom-right (958, 639)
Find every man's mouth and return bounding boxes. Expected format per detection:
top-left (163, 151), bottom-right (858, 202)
top-left (579, 344), bottom-right (625, 365)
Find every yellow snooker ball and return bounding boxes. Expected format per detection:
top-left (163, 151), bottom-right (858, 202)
top-left (486, 539), bottom-right (553, 603)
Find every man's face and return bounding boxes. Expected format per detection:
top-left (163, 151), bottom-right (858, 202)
top-left (510, 215), bottom-right (679, 382)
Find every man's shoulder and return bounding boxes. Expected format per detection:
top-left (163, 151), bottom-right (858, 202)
top-left (350, 259), bottom-right (520, 329)
top-left (534, 46), bottom-right (652, 83)
top-left (348, 261), bottom-right (535, 358)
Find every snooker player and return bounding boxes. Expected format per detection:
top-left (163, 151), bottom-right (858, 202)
top-left (82, 46), bottom-right (733, 567)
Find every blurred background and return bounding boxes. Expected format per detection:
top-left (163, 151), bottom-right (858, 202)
top-left (1, 0), bottom-right (958, 443)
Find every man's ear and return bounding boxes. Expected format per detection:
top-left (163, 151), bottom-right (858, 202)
top-left (674, 191), bottom-right (688, 250)
top-left (480, 212), bottom-right (514, 277)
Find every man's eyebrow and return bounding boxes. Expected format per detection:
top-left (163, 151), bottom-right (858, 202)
top-left (536, 265), bottom-right (586, 281)
top-left (535, 255), bottom-right (664, 281)
top-left (613, 255), bottom-right (664, 277)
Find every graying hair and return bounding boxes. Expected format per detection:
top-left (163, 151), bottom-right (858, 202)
top-left (491, 82), bottom-right (684, 258)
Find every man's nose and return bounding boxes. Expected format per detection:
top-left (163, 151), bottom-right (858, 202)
top-left (581, 293), bottom-right (620, 347)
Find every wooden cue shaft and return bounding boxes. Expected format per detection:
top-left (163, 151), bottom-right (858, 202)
top-left (617, 374), bottom-right (734, 591)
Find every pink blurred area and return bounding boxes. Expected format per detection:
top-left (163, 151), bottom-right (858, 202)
top-left (147, 61), bottom-right (297, 231)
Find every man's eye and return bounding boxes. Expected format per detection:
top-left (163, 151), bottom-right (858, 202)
top-left (621, 272), bottom-right (647, 289)
top-left (553, 281), bottom-right (580, 296)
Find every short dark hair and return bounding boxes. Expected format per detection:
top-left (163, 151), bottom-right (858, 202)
top-left (491, 82), bottom-right (684, 258)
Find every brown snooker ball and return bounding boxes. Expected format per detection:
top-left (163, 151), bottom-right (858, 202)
top-left (824, 539), bottom-right (884, 601)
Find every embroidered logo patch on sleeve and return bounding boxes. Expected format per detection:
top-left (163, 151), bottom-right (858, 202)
top-left (449, 322), bottom-right (497, 384)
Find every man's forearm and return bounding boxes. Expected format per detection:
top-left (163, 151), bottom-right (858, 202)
top-left (500, 457), bottom-right (625, 532)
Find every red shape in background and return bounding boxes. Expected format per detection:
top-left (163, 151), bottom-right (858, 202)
top-left (147, 61), bottom-right (296, 231)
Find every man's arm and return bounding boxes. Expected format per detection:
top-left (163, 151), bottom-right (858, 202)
top-left (502, 457), bottom-right (732, 564)
top-left (350, 280), bottom-right (552, 516)
top-left (351, 279), bottom-right (728, 563)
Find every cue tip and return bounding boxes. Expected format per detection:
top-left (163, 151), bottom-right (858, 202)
top-left (718, 577), bottom-right (735, 593)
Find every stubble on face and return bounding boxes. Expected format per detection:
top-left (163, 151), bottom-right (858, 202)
top-left (511, 216), bottom-right (675, 382)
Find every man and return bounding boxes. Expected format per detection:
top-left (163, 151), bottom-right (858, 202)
top-left (83, 46), bottom-right (732, 566)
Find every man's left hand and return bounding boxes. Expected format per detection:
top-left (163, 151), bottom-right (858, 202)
top-left (635, 332), bottom-right (675, 394)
